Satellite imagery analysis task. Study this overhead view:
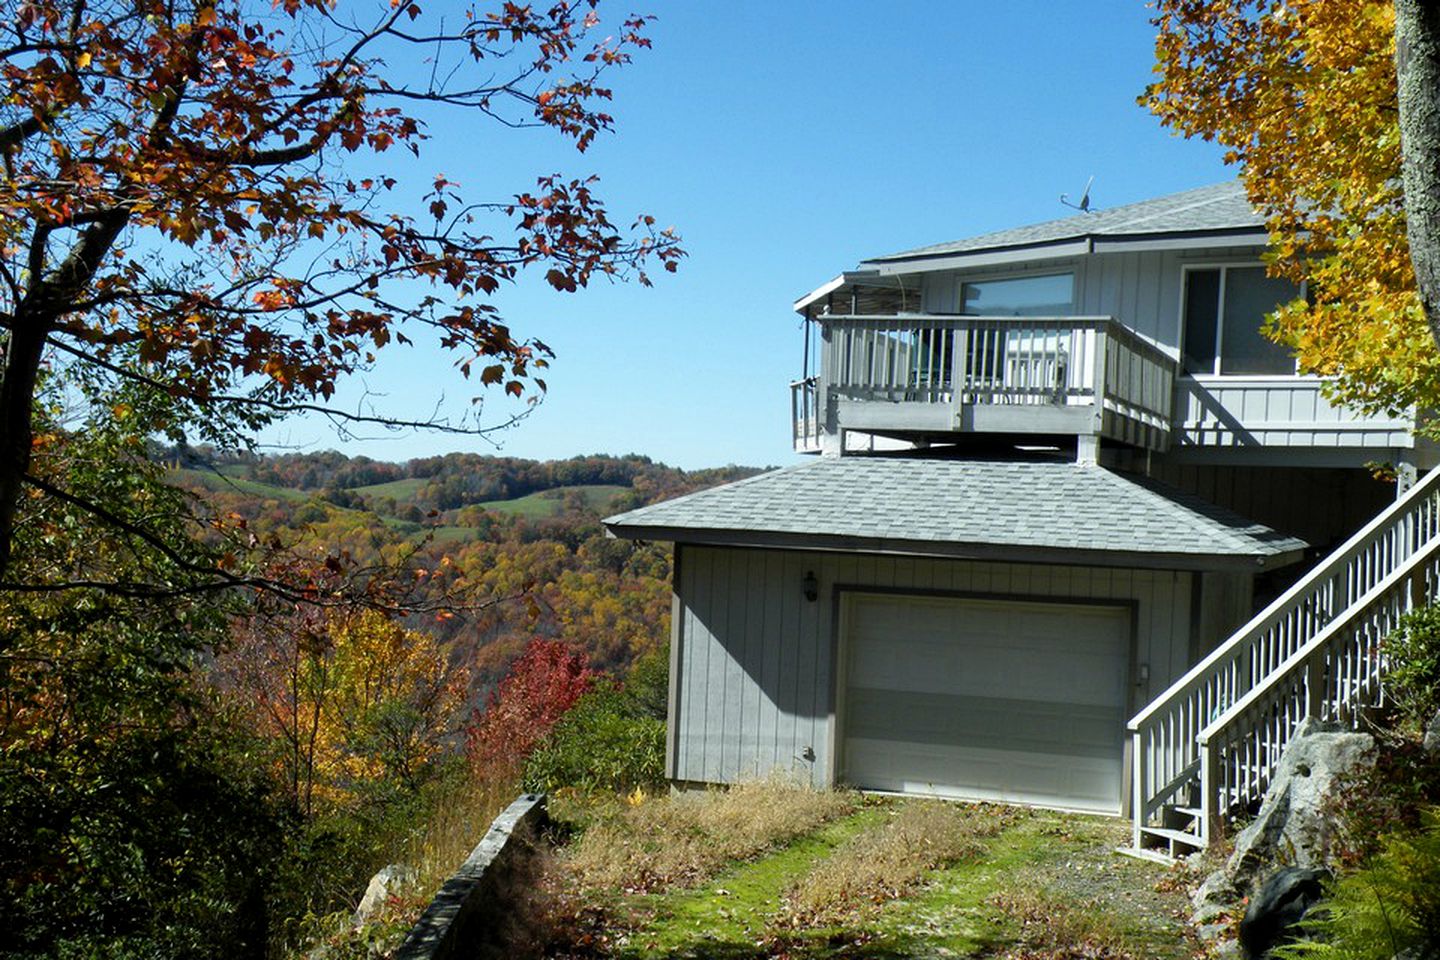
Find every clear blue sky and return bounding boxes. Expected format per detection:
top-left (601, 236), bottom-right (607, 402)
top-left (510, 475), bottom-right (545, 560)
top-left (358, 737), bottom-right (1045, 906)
top-left (261, 1), bottom-right (1230, 470)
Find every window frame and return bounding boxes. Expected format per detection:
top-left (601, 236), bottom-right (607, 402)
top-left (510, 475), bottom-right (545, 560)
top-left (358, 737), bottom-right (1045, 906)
top-left (1179, 261), bottom-right (1304, 379)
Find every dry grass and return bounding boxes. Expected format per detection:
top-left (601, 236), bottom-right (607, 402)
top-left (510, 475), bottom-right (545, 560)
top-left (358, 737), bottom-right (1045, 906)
top-left (402, 769), bottom-right (525, 895)
top-left (780, 799), bottom-right (1013, 926)
top-left (560, 777), bottom-right (858, 893)
top-left (294, 769), bottom-right (525, 959)
top-left (986, 887), bottom-right (1138, 960)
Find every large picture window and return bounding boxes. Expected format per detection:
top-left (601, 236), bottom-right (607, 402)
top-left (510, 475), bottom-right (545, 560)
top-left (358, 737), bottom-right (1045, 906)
top-left (1182, 265), bottom-right (1300, 376)
top-left (960, 273), bottom-right (1073, 316)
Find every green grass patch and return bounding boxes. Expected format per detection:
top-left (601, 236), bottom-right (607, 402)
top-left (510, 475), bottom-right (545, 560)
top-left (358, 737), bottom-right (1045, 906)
top-left (172, 468), bottom-right (307, 502)
top-left (613, 808), bottom-right (888, 960)
top-left (561, 802), bottom-right (1196, 960)
top-left (480, 484), bottom-right (629, 518)
top-left (421, 525), bottom-right (477, 545)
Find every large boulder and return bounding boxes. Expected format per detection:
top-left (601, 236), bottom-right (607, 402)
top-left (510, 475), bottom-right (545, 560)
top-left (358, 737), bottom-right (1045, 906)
top-left (1423, 707), bottom-right (1440, 756)
top-left (1192, 718), bottom-right (1375, 927)
top-left (1224, 718), bottom-right (1375, 893)
top-left (1237, 866), bottom-right (1326, 959)
top-left (354, 864), bottom-right (418, 926)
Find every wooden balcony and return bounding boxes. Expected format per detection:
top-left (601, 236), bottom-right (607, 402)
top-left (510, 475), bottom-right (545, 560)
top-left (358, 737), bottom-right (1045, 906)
top-left (793, 314), bottom-right (1177, 454)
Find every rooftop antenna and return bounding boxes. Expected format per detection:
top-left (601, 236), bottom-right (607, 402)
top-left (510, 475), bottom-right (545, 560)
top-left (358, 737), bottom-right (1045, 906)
top-left (1060, 175), bottom-right (1096, 213)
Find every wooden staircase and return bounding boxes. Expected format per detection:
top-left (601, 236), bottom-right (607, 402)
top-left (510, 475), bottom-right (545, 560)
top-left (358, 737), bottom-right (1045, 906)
top-left (1129, 466), bottom-right (1440, 855)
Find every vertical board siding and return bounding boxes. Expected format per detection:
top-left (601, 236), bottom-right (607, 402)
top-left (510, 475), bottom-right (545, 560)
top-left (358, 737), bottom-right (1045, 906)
top-left (1173, 377), bottom-right (1414, 449)
top-left (672, 545), bottom-right (1212, 789)
top-left (1144, 463), bottom-right (1391, 554)
top-left (915, 247), bottom-right (1249, 351)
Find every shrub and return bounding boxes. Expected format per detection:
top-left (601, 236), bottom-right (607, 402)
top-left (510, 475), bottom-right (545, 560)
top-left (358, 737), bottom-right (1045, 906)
top-left (467, 638), bottom-right (595, 774)
top-left (1275, 808), bottom-right (1440, 960)
top-left (1323, 738), bottom-right (1440, 869)
top-left (1383, 604), bottom-right (1440, 735)
top-left (624, 648), bottom-right (670, 721)
top-left (523, 684), bottom-right (666, 795)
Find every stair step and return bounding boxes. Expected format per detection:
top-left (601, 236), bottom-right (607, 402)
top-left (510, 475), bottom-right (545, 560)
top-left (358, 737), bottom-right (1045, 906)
top-left (1117, 845), bottom-right (1175, 865)
top-left (1173, 806), bottom-right (1203, 819)
top-left (1140, 825), bottom-right (1204, 849)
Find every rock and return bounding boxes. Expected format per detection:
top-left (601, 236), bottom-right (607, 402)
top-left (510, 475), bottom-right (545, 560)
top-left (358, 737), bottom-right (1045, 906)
top-left (1212, 941), bottom-right (1244, 960)
top-left (1224, 717), bottom-right (1375, 894)
top-left (1192, 871), bottom-right (1241, 925)
top-left (1395, 946), bottom-right (1440, 960)
top-left (1423, 708), bottom-right (1440, 756)
top-left (1196, 920), bottom-right (1232, 943)
top-left (353, 864), bottom-right (417, 926)
top-left (1237, 866), bottom-right (1326, 959)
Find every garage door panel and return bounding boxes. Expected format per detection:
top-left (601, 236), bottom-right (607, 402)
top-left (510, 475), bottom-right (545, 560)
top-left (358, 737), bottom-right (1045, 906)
top-left (844, 738), bottom-right (1121, 813)
top-left (849, 631), bottom-right (1126, 707)
top-left (845, 688), bottom-right (1122, 760)
top-left (842, 594), bottom-right (1129, 814)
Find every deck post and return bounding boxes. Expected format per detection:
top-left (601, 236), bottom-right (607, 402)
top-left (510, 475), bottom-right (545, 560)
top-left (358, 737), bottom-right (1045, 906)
top-left (1398, 455), bottom-right (1419, 498)
top-left (1090, 324), bottom-right (1109, 439)
top-left (1131, 730), bottom-right (1145, 850)
top-left (1199, 737), bottom-right (1220, 847)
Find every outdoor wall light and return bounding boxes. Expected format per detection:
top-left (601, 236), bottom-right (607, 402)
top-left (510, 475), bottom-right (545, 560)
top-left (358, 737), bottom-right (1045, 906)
top-left (803, 570), bottom-right (818, 603)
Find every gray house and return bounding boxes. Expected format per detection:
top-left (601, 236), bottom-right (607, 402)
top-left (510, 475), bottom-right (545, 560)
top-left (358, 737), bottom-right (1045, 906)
top-left (604, 181), bottom-right (1440, 853)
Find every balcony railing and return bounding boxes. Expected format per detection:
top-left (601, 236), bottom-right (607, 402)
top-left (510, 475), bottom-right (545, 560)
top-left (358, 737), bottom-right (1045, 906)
top-left (796, 314), bottom-right (1176, 452)
top-left (791, 376), bottom-right (821, 452)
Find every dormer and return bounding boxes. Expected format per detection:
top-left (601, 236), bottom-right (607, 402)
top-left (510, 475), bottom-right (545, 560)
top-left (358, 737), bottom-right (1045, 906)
top-left (790, 182), bottom-right (1431, 473)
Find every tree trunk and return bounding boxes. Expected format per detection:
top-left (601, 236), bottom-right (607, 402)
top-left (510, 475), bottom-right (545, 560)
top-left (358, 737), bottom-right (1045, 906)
top-left (0, 213), bottom-right (130, 582)
top-left (1396, 0), bottom-right (1440, 346)
top-left (0, 310), bottom-right (53, 583)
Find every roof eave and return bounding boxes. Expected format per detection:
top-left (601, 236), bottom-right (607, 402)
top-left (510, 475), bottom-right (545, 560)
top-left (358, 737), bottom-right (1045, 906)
top-left (791, 270), bottom-right (892, 314)
top-left (603, 523), bottom-right (1305, 573)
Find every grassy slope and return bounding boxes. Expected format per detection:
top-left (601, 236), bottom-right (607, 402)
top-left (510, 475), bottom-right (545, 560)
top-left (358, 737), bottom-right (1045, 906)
top-left (479, 484), bottom-right (630, 518)
top-left (174, 468), bottom-right (308, 502)
top-left (348, 479), bottom-right (629, 518)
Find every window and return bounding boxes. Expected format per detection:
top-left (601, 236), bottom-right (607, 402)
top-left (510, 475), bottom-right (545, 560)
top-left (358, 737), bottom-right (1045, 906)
top-left (1182, 265), bottom-right (1300, 376)
top-left (960, 273), bottom-right (1073, 316)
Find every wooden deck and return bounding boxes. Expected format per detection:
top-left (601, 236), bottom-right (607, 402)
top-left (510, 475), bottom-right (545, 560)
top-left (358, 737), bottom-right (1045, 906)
top-left (793, 314), bottom-right (1176, 454)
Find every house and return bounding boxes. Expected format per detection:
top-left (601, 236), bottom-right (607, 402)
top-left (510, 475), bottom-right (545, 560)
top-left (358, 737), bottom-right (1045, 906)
top-left (603, 181), bottom-right (1440, 853)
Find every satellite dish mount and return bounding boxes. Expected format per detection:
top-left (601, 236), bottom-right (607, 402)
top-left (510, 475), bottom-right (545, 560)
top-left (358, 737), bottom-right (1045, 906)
top-left (1060, 175), bottom-right (1096, 213)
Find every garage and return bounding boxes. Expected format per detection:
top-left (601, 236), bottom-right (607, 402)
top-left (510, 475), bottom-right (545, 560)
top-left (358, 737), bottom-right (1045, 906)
top-left (840, 592), bottom-right (1132, 814)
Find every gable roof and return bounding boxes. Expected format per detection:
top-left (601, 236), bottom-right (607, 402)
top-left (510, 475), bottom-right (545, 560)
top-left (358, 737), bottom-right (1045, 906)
top-left (863, 180), bottom-right (1264, 267)
top-left (604, 457), bottom-right (1306, 572)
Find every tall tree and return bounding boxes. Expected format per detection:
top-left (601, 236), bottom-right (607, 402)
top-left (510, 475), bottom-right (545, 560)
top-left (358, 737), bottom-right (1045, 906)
top-left (1147, 0), bottom-right (1440, 416)
top-left (0, 0), bottom-right (682, 582)
top-left (1396, 0), bottom-right (1440, 340)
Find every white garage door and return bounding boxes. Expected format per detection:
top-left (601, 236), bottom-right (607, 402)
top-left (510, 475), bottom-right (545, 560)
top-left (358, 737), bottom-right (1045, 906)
top-left (841, 593), bottom-right (1130, 814)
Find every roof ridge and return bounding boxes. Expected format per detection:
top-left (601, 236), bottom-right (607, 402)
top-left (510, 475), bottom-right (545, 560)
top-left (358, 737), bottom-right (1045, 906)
top-left (602, 461), bottom-right (797, 524)
top-left (604, 457), bottom-right (1306, 564)
top-left (1107, 185), bottom-right (1254, 232)
top-left (861, 179), bottom-right (1256, 264)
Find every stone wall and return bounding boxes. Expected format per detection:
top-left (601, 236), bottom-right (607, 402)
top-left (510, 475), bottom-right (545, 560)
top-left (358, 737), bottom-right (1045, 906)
top-left (394, 793), bottom-right (548, 960)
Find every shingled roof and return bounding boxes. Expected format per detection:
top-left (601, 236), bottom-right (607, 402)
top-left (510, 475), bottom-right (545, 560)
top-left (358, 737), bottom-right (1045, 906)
top-left (863, 180), bottom-right (1263, 265)
top-left (604, 457), bottom-right (1306, 572)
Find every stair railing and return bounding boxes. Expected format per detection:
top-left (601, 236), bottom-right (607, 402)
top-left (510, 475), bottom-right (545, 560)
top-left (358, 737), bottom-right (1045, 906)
top-left (1197, 536), bottom-right (1440, 841)
top-left (1130, 467), bottom-right (1440, 849)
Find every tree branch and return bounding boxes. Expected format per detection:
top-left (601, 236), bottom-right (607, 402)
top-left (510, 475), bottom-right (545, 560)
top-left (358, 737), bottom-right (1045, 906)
top-left (47, 336), bottom-right (537, 438)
